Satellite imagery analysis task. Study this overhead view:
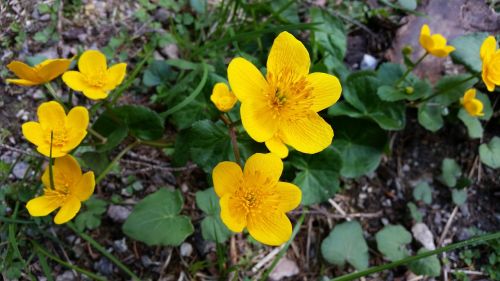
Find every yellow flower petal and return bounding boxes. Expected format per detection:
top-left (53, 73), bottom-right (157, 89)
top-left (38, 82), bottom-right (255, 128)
top-left (26, 195), bottom-right (61, 216)
top-left (37, 145), bottom-right (66, 158)
top-left (61, 129), bottom-right (87, 153)
top-left (462, 89), bottom-right (476, 102)
top-left (419, 24), bottom-right (433, 51)
top-left (267, 31), bottom-right (310, 79)
top-left (62, 71), bottom-right (89, 91)
top-left (7, 61), bottom-right (39, 82)
top-left (274, 182), bottom-right (302, 212)
top-left (227, 57), bottom-right (268, 103)
top-left (71, 172), bottom-right (95, 201)
top-left (37, 101), bottom-right (66, 130)
top-left (104, 63), bottom-right (127, 90)
top-left (213, 161), bottom-right (243, 197)
top-left (78, 50), bottom-right (107, 75)
top-left (37, 59), bottom-right (72, 82)
top-left (281, 112), bottom-right (333, 154)
top-left (482, 70), bottom-right (496, 92)
top-left (66, 106), bottom-right (89, 131)
top-left (247, 211), bottom-right (292, 246)
top-left (54, 196), bottom-right (81, 224)
top-left (265, 136), bottom-right (288, 158)
top-left (243, 153), bottom-right (283, 184)
top-left (307, 72), bottom-right (342, 112)
top-left (430, 34), bottom-right (447, 48)
top-left (22, 122), bottom-right (44, 146)
top-left (6, 78), bottom-right (39, 86)
top-left (486, 55), bottom-right (500, 84)
top-left (82, 88), bottom-right (108, 100)
top-left (241, 101), bottom-right (278, 142)
top-left (480, 36), bottom-right (497, 60)
top-left (42, 155), bottom-right (82, 190)
top-left (464, 99), bottom-right (484, 117)
top-left (220, 195), bottom-right (247, 232)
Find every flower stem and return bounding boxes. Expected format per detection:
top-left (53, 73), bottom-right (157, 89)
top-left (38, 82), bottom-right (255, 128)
top-left (87, 127), bottom-right (107, 144)
top-left (330, 231), bottom-right (500, 281)
top-left (221, 114), bottom-right (241, 166)
top-left (48, 131), bottom-right (55, 190)
top-left (395, 52), bottom-right (428, 87)
top-left (138, 139), bottom-right (173, 148)
top-left (66, 222), bottom-right (140, 280)
top-left (32, 240), bottom-right (107, 281)
top-left (419, 73), bottom-right (480, 104)
top-left (259, 210), bottom-right (307, 281)
top-left (44, 83), bottom-right (65, 108)
top-left (95, 140), bottom-right (139, 185)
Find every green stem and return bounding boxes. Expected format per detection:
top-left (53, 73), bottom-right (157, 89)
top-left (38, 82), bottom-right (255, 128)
top-left (66, 222), bottom-right (140, 280)
top-left (138, 139), bottom-right (173, 148)
top-left (395, 52), bottom-right (428, 86)
top-left (331, 231), bottom-right (500, 281)
top-left (95, 141), bottom-right (139, 185)
top-left (419, 73), bottom-right (480, 103)
top-left (44, 83), bottom-right (65, 108)
top-left (32, 241), bottom-right (107, 281)
top-left (221, 114), bottom-right (241, 166)
top-left (0, 217), bottom-right (34, 224)
top-left (49, 131), bottom-right (55, 190)
top-left (87, 127), bottom-right (107, 144)
top-left (259, 210), bottom-right (307, 281)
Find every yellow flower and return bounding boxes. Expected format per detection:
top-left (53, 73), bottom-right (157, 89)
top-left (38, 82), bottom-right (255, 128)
top-left (460, 89), bottom-right (484, 117)
top-left (213, 153), bottom-right (302, 246)
top-left (22, 101), bottom-right (89, 158)
top-left (6, 58), bottom-right (72, 86)
top-left (210, 83), bottom-right (238, 112)
top-left (227, 32), bottom-right (342, 158)
top-left (26, 155), bottom-right (95, 224)
top-left (62, 50), bottom-right (127, 100)
top-left (480, 36), bottom-right (500, 92)
top-left (419, 24), bottom-right (455, 57)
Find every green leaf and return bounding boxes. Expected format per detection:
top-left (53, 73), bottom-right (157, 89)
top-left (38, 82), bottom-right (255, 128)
top-left (476, 91), bottom-right (493, 121)
top-left (321, 221), bottom-right (369, 270)
top-left (80, 152), bottom-right (109, 175)
top-left (290, 147), bottom-right (342, 205)
top-left (439, 158), bottom-right (462, 188)
top-left (195, 188), bottom-right (231, 243)
top-left (376, 63), bottom-right (404, 86)
top-left (185, 120), bottom-right (233, 173)
top-left (75, 197), bottom-right (108, 231)
top-left (310, 7), bottom-right (347, 60)
top-left (123, 189), bottom-right (194, 246)
top-left (92, 110), bottom-right (129, 152)
top-left (271, 0), bottom-right (300, 23)
top-left (408, 202), bottom-right (423, 222)
top-left (413, 182), bottom-right (432, 204)
top-left (458, 109), bottom-right (483, 139)
top-left (450, 32), bottom-right (489, 73)
top-left (377, 80), bottom-right (431, 102)
top-left (452, 189), bottom-right (467, 205)
top-left (342, 71), bottom-right (406, 130)
top-left (375, 225), bottom-right (412, 261)
top-left (143, 60), bottom-right (172, 87)
top-left (189, 0), bottom-right (206, 13)
top-left (418, 102), bottom-right (444, 132)
top-left (331, 117), bottom-right (388, 178)
top-left (397, 0), bottom-right (417, 10)
top-left (409, 248), bottom-right (442, 277)
top-left (479, 137), bottom-right (500, 169)
top-left (432, 75), bottom-right (478, 107)
top-left (114, 105), bottom-right (164, 141)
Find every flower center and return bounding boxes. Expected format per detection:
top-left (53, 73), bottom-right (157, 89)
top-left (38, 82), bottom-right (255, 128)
top-left (266, 70), bottom-right (314, 121)
top-left (46, 129), bottom-right (68, 148)
top-left (85, 71), bottom-right (107, 88)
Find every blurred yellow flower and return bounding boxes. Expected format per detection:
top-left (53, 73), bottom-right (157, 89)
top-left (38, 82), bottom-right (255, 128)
top-left (210, 83), bottom-right (237, 112)
top-left (62, 50), bottom-right (127, 100)
top-left (26, 155), bottom-right (95, 224)
top-left (460, 89), bottom-right (484, 117)
top-left (213, 153), bottom-right (301, 246)
top-left (419, 24), bottom-right (455, 57)
top-left (228, 32), bottom-right (342, 158)
top-left (6, 58), bottom-right (72, 86)
top-left (480, 36), bottom-right (500, 92)
top-left (22, 101), bottom-right (88, 158)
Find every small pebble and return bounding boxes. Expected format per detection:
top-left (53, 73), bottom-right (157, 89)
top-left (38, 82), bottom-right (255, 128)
top-left (269, 257), bottom-right (299, 280)
top-left (113, 238), bottom-right (128, 253)
top-left (95, 257), bottom-right (114, 275)
top-left (180, 242), bottom-right (193, 257)
top-left (107, 205), bottom-right (131, 223)
top-left (12, 162), bottom-right (29, 179)
top-left (360, 54), bottom-right (378, 70)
